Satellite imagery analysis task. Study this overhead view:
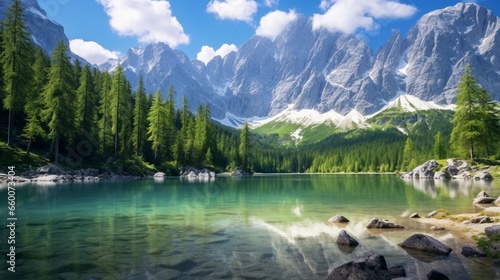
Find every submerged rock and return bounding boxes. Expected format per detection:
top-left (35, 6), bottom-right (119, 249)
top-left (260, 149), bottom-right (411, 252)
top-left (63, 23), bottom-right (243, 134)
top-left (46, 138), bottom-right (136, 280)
top-left (328, 215), bottom-right (349, 223)
top-left (399, 234), bottom-right (452, 255)
top-left (336, 230), bottom-right (359, 247)
top-left (326, 253), bottom-right (390, 280)
top-left (366, 218), bottom-right (404, 229)
top-left (389, 265), bottom-right (406, 278)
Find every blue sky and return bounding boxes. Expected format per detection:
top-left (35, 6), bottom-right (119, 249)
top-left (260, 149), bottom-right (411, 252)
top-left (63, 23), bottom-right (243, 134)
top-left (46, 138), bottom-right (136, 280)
top-left (38, 0), bottom-right (500, 65)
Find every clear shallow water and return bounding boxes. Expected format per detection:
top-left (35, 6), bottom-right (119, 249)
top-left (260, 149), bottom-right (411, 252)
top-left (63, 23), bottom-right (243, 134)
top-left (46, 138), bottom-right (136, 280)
top-left (1, 174), bottom-right (500, 279)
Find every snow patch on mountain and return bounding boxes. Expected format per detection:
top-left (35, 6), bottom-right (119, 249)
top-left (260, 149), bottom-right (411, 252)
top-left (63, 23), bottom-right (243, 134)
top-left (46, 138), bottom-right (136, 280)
top-left (368, 94), bottom-right (453, 116)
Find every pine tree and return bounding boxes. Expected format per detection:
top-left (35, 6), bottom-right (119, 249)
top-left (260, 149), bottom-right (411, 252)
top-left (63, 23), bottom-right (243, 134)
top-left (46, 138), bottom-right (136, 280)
top-left (164, 86), bottom-right (176, 160)
top-left (476, 87), bottom-right (500, 158)
top-left (98, 71), bottom-right (113, 156)
top-left (22, 48), bottom-right (49, 154)
top-left (450, 65), bottom-right (497, 161)
top-left (402, 138), bottom-right (415, 170)
top-left (1, 0), bottom-right (34, 146)
top-left (147, 90), bottom-right (167, 161)
top-left (132, 76), bottom-right (148, 157)
top-left (41, 41), bottom-right (75, 164)
top-left (239, 122), bottom-right (251, 172)
top-left (433, 131), bottom-right (446, 160)
top-left (76, 64), bottom-right (98, 140)
top-left (109, 64), bottom-right (130, 157)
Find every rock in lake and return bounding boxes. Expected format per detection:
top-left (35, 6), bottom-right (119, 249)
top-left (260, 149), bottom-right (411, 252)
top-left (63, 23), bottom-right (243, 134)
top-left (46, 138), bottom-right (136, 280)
top-left (366, 218), bottom-right (404, 229)
top-left (461, 244), bottom-right (487, 257)
top-left (336, 230), bottom-right (359, 247)
top-left (409, 213), bottom-right (420, 219)
top-left (474, 197), bottom-right (495, 204)
top-left (426, 269), bottom-right (449, 280)
top-left (326, 253), bottom-right (390, 280)
top-left (399, 234), bottom-right (452, 255)
top-left (485, 225), bottom-right (500, 238)
top-left (328, 215), bottom-right (349, 223)
top-left (153, 172), bottom-right (165, 178)
top-left (231, 168), bottom-right (251, 176)
top-left (389, 265), bottom-right (406, 278)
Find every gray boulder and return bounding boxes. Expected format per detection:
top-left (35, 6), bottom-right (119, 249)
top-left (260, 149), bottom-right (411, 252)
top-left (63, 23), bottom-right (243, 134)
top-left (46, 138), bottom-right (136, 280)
top-left (231, 168), bottom-right (251, 176)
top-left (426, 269), bottom-right (449, 280)
top-left (469, 216), bottom-right (492, 224)
top-left (409, 213), bottom-right (420, 218)
top-left (336, 230), bottom-right (359, 247)
top-left (473, 197), bottom-right (495, 204)
top-left (326, 253), bottom-right (390, 280)
top-left (388, 265), bottom-right (406, 278)
top-left (412, 160), bottom-right (439, 178)
top-left (36, 164), bottom-right (66, 175)
top-left (474, 171), bottom-right (494, 180)
top-left (328, 215), bottom-right (350, 223)
top-left (485, 225), bottom-right (500, 238)
top-left (477, 190), bottom-right (490, 198)
top-left (366, 218), bottom-right (404, 229)
top-left (461, 244), bottom-right (487, 257)
top-left (399, 234), bottom-right (452, 255)
top-left (433, 172), bottom-right (450, 179)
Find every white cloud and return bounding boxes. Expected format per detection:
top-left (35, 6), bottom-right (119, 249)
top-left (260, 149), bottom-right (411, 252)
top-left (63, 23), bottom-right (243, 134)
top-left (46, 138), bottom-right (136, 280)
top-left (207, 0), bottom-right (258, 23)
top-left (312, 0), bottom-right (417, 34)
top-left (70, 39), bottom-right (120, 65)
top-left (256, 10), bottom-right (298, 40)
top-left (97, 0), bottom-right (189, 47)
top-left (197, 44), bottom-right (238, 65)
top-left (264, 0), bottom-right (278, 7)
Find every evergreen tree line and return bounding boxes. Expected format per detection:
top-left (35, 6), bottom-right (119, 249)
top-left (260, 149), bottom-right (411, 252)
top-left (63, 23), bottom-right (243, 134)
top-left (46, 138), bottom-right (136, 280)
top-left (0, 0), bottom-right (248, 172)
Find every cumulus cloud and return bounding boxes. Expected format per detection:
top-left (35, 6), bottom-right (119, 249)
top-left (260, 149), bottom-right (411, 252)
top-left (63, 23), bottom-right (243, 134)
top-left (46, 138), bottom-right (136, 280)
top-left (312, 0), bottom-right (417, 34)
top-left (256, 10), bottom-right (298, 40)
top-left (264, 0), bottom-right (279, 7)
top-left (97, 0), bottom-right (189, 47)
top-left (207, 0), bottom-right (258, 23)
top-left (197, 44), bottom-right (238, 65)
top-left (70, 39), bottom-right (120, 65)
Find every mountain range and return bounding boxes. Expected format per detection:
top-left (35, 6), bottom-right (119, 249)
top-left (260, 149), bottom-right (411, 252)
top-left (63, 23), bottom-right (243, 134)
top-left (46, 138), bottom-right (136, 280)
top-left (2, 1), bottom-right (500, 128)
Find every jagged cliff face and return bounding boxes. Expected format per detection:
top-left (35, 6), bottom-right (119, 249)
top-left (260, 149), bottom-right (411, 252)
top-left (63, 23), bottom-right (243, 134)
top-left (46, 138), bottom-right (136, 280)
top-left (0, 0), bottom-right (69, 54)
top-left (4, 1), bottom-right (499, 121)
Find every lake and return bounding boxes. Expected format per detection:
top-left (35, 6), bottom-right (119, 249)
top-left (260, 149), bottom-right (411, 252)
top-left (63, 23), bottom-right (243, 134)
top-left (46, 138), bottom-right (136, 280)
top-left (1, 174), bottom-right (500, 279)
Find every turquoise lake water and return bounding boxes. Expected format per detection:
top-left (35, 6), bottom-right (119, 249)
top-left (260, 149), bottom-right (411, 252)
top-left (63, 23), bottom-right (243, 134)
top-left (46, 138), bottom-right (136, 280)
top-left (1, 174), bottom-right (500, 279)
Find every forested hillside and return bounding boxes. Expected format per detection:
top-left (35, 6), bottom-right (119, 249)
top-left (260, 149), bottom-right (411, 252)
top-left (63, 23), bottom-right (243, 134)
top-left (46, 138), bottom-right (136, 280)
top-left (1, 1), bottom-right (499, 175)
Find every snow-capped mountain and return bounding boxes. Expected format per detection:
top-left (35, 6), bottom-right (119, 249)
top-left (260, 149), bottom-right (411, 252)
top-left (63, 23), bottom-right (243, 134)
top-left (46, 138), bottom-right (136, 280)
top-left (0, 0), bottom-right (69, 55)
top-left (110, 2), bottom-right (500, 126)
top-left (4, 1), bottom-right (499, 128)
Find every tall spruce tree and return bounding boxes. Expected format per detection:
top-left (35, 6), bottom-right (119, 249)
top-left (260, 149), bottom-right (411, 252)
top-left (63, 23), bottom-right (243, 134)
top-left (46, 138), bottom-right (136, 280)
top-left (98, 71), bottom-right (113, 156)
top-left (1, 0), bottom-right (34, 146)
top-left (433, 131), bottom-right (446, 160)
top-left (132, 77), bottom-right (148, 157)
top-left (76, 64), bottom-right (98, 140)
top-left (22, 48), bottom-right (49, 154)
top-left (239, 122), bottom-right (251, 172)
top-left (164, 86), bottom-right (176, 160)
top-left (476, 87), bottom-right (500, 157)
top-left (109, 64), bottom-right (130, 157)
top-left (41, 41), bottom-right (75, 164)
top-left (147, 90), bottom-right (167, 161)
top-left (0, 22), bottom-right (4, 122)
top-left (450, 65), bottom-right (498, 161)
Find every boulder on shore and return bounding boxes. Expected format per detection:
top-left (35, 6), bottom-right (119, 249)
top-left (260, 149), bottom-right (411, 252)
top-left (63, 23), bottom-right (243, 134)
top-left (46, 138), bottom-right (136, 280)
top-left (474, 171), bottom-right (494, 180)
top-left (336, 230), bottom-right (359, 247)
top-left (485, 225), bottom-right (500, 238)
top-left (366, 218), bottom-right (404, 229)
top-left (36, 164), bottom-right (66, 175)
top-left (399, 234), bottom-right (452, 255)
top-left (326, 253), bottom-right (390, 280)
top-left (401, 160), bottom-right (439, 179)
top-left (231, 168), bottom-right (251, 176)
top-left (180, 167), bottom-right (215, 179)
top-left (409, 213), bottom-right (420, 219)
top-left (461, 244), bottom-right (487, 257)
